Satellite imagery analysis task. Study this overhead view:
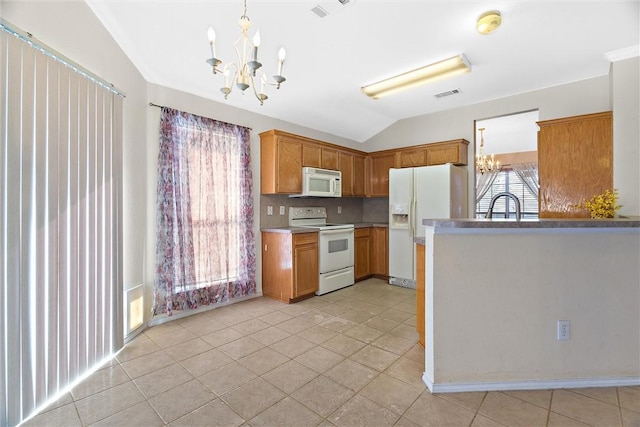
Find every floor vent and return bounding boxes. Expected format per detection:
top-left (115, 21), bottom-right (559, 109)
top-left (435, 88), bottom-right (462, 98)
top-left (311, 0), bottom-right (355, 18)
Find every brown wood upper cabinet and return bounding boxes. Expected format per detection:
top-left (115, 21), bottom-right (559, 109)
top-left (302, 143), bottom-right (322, 168)
top-left (301, 143), bottom-right (341, 171)
top-left (260, 130), bottom-right (303, 194)
top-left (398, 147), bottom-right (427, 168)
top-left (302, 144), bottom-right (361, 197)
top-left (338, 151), bottom-right (354, 196)
top-left (366, 151), bottom-right (396, 197)
top-left (425, 139), bottom-right (468, 166)
top-left (260, 129), bottom-right (469, 197)
top-left (368, 140), bottom-right (469, 197)
top-left (261, 129), bottom-right (367, 196)
top-left (352, 154), bottom-right (366, 197)
top-left (538, 111), bottom-right (613, 218)
top-left (396, 139), bottom-right (469, 168)
top-left (322, 148), bottom-right (339, 170)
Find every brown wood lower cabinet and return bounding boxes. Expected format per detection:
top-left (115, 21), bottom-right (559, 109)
top-left (371, 226), bottom-right (388, 277)
top-left (355, 228), bottom-right (372, 281)
top-left (416, 243), bottom-right (425, 348)
top-left (262, 231), bottom-right (318, 303)
top-left (355, 226), bottom-right (389, 282)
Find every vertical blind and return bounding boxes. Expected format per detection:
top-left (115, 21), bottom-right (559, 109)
top-left (0, 24), bottom-right (123, 426)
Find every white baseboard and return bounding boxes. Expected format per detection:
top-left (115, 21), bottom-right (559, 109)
top-left (148, 292), bottom-right (263, 327)
top-left (422, 373), bottom-right (640, 393)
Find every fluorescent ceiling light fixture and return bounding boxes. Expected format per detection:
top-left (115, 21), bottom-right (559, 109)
top-left (361, 54), bottom-right (471, 99)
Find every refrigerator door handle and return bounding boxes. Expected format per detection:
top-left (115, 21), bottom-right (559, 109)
top-left (410, 196), bottom-right (416, 237)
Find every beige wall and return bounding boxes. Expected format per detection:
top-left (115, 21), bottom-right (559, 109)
top-left (612, 57), bottom-right (640, 216)
top-left (424, 227), bottom-right (640, 390)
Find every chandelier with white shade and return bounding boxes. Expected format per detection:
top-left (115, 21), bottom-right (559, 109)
top-left (206, 0), bottom-right (286, 105)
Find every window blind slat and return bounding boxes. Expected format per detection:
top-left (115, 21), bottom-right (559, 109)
top-left (20, 33), bottom-right (37, 416)
top-left (46, 54), bottom-right (60, 396)
top-left (0, 31), bottom-right (7, 426)
top-left (34, 37), bottom-right (50, 408)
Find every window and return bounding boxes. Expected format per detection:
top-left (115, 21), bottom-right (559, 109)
top-left (153, 108), bottom-right (256, 317)
top-left (476, 168), bottom-right (539, 219)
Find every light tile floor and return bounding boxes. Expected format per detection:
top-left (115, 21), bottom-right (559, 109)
top-left (25, 278), bottom-right (640, 426)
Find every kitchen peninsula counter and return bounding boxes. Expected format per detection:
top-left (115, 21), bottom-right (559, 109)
top-left (421, 216), bottom-right (640, 229)
top-left (417, 217), bottom-right (640, 394)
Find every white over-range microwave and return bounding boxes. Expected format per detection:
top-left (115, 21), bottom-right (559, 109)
top-left (291, 167), bottom-right (342, 197)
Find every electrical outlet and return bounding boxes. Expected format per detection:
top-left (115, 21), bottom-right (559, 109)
top-left (267, 206), bottom-right (273, 216)
top-left (557, 320), bottom-right (570, 340)
top-left (338, 206), bottom-right (342, 214)
top-left (279, 206), bottom-right (285, 215)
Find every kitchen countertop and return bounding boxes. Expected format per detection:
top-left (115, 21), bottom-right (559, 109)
top-left (422, 217), bottom-right (640, 229)
top-left (414, 217), bottom-right (640, 245)
top-left (261, 227), bottom-right (315, 234)
top-left (354, 222), bottom-right (389, 228)
top-left (262, 222), bottom-right (389, 233)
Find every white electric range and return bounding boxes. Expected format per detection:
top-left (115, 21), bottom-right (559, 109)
top-left (289, 207), bottom-right (355, 295)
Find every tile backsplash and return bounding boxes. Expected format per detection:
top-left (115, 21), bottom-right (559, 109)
top-left (362, 197), bottom-right (390, 223)
top-left (260, 194), bottom-right (389, 228)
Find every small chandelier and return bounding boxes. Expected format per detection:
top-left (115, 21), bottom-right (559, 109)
top-left (476, 127), bottom-right (500, 174)
top-left (206, 0), bottom-right (286, 105)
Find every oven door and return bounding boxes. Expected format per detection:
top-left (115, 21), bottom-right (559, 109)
top-left (318, 228), bottom-right (354, 273)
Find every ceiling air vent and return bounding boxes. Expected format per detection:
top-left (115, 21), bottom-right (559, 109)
top-left (435, 88), bottom-right (462, 98)
top-left (311, 5), bottom-right (329, 18)
top-left (311, 0), bottom-right (355, 18)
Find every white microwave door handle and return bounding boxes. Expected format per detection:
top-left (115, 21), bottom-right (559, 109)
top-left (330, 179), bottom-right (335, 194)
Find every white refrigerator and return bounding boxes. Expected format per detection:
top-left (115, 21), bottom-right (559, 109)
top-left (388, 164), bottom-right (467, 288)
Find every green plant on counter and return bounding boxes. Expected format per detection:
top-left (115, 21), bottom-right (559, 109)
top-left (578, 189), bottom-right (622, 218)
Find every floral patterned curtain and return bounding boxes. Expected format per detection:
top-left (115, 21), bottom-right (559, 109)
top-left (153, 107), bottom-right (255, 317)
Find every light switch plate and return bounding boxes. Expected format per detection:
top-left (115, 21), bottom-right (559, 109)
top-left (557, 320), bottom-right (570, 340)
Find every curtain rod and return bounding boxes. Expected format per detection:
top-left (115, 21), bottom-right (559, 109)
top-left (1, 19), bottom-right (126, 97)
top-left (148, 102), bottom-right (253, 131)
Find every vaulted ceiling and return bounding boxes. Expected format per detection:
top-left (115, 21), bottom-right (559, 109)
top-left (86, 1), bottom-right (639, 143)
